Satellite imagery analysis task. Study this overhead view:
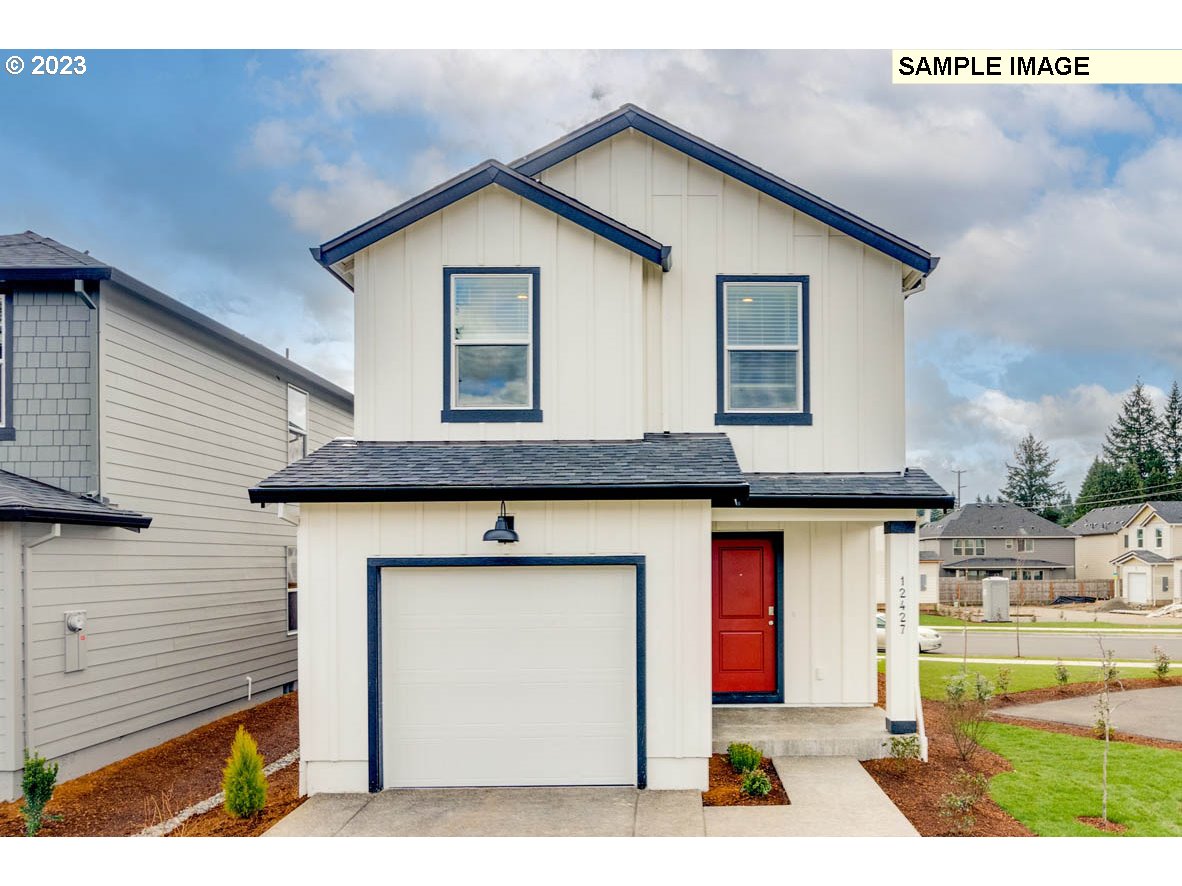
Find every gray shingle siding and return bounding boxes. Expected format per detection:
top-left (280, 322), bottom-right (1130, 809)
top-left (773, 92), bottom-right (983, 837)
top-left (1, 290), bottom-right (98, 494)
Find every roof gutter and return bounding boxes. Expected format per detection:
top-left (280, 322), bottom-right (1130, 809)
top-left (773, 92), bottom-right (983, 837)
top-left (249, 481), bottom-right (749, 506)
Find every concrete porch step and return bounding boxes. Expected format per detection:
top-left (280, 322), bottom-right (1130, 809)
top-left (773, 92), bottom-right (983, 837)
top-left (712, 705), bottom-right (890, 760)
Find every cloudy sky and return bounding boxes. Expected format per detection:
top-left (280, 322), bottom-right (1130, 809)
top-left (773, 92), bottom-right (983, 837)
top-left (3, 49), bottom-right (1180, 500)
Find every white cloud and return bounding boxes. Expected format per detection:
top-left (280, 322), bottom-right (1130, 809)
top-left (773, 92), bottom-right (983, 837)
top-left (271, 152), bottom-right (405, 239)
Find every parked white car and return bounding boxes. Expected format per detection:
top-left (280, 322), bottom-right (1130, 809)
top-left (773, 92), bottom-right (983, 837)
top-left (876, 614), bottom-right (942, 653)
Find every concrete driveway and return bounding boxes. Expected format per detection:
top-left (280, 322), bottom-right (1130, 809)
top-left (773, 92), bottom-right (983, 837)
top-left (1000, 684), bottom-right (1182, 742)
top-left (264, 757), bottom-right (917, 837)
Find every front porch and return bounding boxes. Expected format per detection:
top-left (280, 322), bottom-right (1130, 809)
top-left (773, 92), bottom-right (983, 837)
top-left (713, 706), bottom-right (891, 760)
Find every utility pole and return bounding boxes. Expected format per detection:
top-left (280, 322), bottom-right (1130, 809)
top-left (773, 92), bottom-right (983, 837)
top-left (952, 469), bottom-right (968, 508)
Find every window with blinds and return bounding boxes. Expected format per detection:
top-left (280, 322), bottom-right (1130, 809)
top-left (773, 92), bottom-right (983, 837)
top-left (722, 280), bottom-right (803, 412)
top-left (451, 273), bottom-right (534, 409)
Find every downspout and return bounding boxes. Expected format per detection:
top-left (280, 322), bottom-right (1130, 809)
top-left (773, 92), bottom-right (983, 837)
top-left (914, 665), bottom-right (928, 762)
top-left (21, 524), bottom-right (61, 756)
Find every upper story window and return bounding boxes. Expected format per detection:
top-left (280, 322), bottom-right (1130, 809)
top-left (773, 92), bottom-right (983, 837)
top-left (442, 268), bottom-right (542, 423)
top-left (1137, 527), bottom-right (1145, 548)
top-left (287, 384), bottom-right (308, 463)
top-left (715, 276), bottom-right (811, 426)
top-left (1016, 538), bottom-right (1033, 552)
top-left (1124, 533), bottom-right (1130, 548)
top-left (1156, 528), bottom-right (1164, 548)
top-left (953, 538), bottom-right (985, 556)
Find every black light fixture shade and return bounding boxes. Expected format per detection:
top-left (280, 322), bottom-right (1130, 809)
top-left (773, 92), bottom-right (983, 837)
top-left (482, 500), bottom-right (519, 543)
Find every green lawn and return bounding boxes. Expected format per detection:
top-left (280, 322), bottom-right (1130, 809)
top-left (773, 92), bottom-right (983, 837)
top-left (920, 614), bottom-right (1182, 631)
top-left (981, 723), bottom-right (1182, 836)
top-left (879, 659), bottom-right (1100, 699)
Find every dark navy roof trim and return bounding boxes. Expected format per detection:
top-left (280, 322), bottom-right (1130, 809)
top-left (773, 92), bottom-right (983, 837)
top-left (313, 160), bottom-right (672, 279)
top-left (513, 104), bottom-right (937, 276)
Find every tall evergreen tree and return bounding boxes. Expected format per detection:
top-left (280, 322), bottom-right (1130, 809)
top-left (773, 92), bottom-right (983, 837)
top-left (1000, 433), bottom-right (1065, 520)
top-left (1103, 380), bottom-right (1165, 484)
top-left (1073, 458), bottom-right (1139, 521)
top-left (1160, 380), bottom-right (1182, 480)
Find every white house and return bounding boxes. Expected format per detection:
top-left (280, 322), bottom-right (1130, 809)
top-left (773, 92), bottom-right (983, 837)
top-left (251, 104), bottom-right (952, 794)
top-left (1073, 501), bottom-right (1182, 605)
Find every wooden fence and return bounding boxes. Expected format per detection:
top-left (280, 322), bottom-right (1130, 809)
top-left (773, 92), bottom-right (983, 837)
top-left (938, 578), bottom-right (1114, 606)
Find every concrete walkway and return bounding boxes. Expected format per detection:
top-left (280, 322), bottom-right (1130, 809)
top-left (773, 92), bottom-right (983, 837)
top-left (1000, 684), bottom-right (1182, 742)
top-left (265, 757), bottom-right (916, 837)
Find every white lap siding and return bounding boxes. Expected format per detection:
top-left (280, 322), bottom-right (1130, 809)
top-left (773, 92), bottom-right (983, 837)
top-left (297, 500), bottom-right (712, 794)
top-left (12, 282), bottom-right (351, 776)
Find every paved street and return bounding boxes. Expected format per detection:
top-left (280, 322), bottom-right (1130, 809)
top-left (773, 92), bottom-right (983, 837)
top-left (929, 629), bottom-right (1182, 662)
top-left (1001, 685), bottom-right (1182, 742)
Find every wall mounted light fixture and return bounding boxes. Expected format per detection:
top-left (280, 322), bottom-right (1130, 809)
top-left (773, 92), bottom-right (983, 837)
top-left (482, 500), bottom-right (519, 544)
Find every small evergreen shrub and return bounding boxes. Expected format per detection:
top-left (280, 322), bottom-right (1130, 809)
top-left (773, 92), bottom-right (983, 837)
top-left (739, 768), bottom-right (772, 798)
top-left (1153, 645), bottom-right (1170, 680)
top-left (937, 769), bottom-right (988, 835)
top-left (20, 750), bottom-right (59, 837)
top-left (727, 742), bottom-right (763, 773)
top-left (884, 734), bottom-right (921, 773)
top-left (222, 725), bottom-right (268, 818)
top-left (1054, 659), bottom-right (1070, 690)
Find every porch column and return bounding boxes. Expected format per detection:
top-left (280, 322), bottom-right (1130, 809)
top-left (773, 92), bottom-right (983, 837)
top-left (884, 520), bottom-right (919, 734)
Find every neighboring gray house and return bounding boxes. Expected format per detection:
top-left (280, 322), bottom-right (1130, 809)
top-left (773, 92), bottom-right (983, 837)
top-left (920, 502), bottom-right (1078, 579)
top-left (0, 232), bottom-right (353, 800)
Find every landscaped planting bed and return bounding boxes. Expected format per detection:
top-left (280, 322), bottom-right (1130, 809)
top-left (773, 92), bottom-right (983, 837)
top-left (0, 692), bottom-right (299, 837)
top-left (864, 671), bottom-right (1182, 836)
top-left (702, 753), bottom-right (789, 807)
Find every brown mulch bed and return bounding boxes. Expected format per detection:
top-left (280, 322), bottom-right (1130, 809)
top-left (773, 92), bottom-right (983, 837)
top-left (863, 673), bottom-right (1182, 836)
top-left (702, 753), bottom-right (789, 806)
top-left (1077, 816), bottom-right (1127, 834)
top-left (0, 693), bottom-right (299, 837)
top-left (169, 760), bottom-right (304, 837)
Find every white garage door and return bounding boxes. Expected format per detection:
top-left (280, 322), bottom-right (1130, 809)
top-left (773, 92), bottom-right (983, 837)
top-left (1127, 571), bottom-right (1149, 604)
top-left (382, 565), bottom-right (637, 788)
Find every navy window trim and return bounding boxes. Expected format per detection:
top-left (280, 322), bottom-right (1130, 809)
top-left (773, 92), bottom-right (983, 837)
top-left (714, 275), bottom-right (812, 427)
top-left (442, 267), bottom-right (543, 423)
top-left (710, 532), bottom-right (784, 705)
top-left (366, 555), bottom-right (647, 793)
top-left (884, 520), bottom-right (917, 535)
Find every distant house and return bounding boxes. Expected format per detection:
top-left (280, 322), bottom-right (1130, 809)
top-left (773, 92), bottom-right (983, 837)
top-left (0, 232), bottom-right (353, 800)
top-left (1071, 501), bottom-right (1182, 605)
top-left (1069, 504), bottom-right (1140, 582)
top-left (920, 502), bottom-right (1077, 580)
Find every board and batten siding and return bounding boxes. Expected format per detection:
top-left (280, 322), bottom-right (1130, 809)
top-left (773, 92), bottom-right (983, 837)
top-left (297, 499), bottom-right (712, 793)
top-left (538, 130), bottom-right (908, 474)
top-left (13, 280), bottom-right (352, 768)
top-left (713, 517), bottom-right (878, 705)
top-left (352, 185), bottom-right (646, 442)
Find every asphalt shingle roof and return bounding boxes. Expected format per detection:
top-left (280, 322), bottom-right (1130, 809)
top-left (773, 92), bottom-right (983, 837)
top-left (0, 470), bottom-right (150, 528)
top-left (1069, 504), bottom-right (1142, 536)
top-left (745, 468), bottom-right (951, 506)
top-left (249, 433), bottom-right (748, 504)
top-left (0, 231), bottom-right (110, 271)
top-left (920, 502), bottom-right (1076, 539)
top-left (941, 557), bottom-right (1067, 570)
top-left (1112, 549), bottom-right (1170, 564)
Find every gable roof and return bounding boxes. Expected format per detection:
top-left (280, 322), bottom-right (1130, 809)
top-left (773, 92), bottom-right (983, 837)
top-left (249, 432), bottom-right (745, 505)
top-left (0, 469), bottom-right (150, 529)
top-left (313, 159), bottom-right (672, 288)
top-left (512, 104), bottom-right (938, 278)
top-left (920, 502), bottom-right (1077, 539)
top-left (1111, 548), bottom-right (1170, 565)
top-left (1071, 500), bottom-right (1182, 536)
top-left (0, 232), bottom-right (353, 410)
top-left (1069, 504), bottom-right (1142, 536)
top-left (0, 231), bottom-right (112, 280)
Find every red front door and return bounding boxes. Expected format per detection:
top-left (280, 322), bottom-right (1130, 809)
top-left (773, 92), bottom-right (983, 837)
top-left (712, 537), bottom-right (777, 695)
